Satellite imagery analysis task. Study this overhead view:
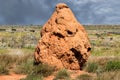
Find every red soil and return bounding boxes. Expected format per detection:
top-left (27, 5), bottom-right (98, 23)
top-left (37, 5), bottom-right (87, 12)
top-left (44, 70), bottom-right (91, 80)
top-left (0, 73), bottom-right (26, 80)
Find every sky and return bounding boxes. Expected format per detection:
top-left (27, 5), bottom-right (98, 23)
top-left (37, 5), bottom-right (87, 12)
top-left (0, 0), bottom-right (120, 25)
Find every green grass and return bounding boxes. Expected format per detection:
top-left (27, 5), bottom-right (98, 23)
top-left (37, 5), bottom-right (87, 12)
top-left (91, 47), bottom-right (120, 56)
top-left (82, 58), bottom-right (120, 80)
top-left (0, 49), bottom-right (9, 54)
top-left (21, 48), bottom-right (35, 54)
top-left (14, 59), bottom-right (33, 74)
top-left (54, 69), bottom-right (70, 80)
top-left (23, 46), bottom-right (35, 50)
top-left (12, 52), bottom-right (55, 76)
top-left (0, 31), bottom-right (40, 48)
top-left (85, 57), bottom-right (120, 73)
top-left (0, 65), bottom-right (9, 75)
top-left (31, 64), bottom-right (55, 77)
top-left (85, 62), bottom-right (99, 73)
top-left (0, 51), bottom-right (55, 80)
top-left (105, 60), bottom-right (120, 71)
top-left (0, 25), bottom-right (120, 80)
top-left (19, 63), bottom-right (54, 80)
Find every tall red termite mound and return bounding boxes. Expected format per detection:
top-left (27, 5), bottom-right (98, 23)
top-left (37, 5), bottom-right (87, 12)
top-left (34, 3), bottom-right (91, 70)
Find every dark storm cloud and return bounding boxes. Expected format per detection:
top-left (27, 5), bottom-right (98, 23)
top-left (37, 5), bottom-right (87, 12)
top-left (0, 0), bottom-right (120, 25)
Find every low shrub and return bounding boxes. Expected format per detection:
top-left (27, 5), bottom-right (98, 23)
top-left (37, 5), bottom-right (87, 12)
top-left (54, 69), bottom-right (70, 80)
top-left (105, 60), bottom-right (120, 71)
top-left (31, 64), bottom-right (55, 77)
top-left (85, 62), bottom-right (99, 73)
top-left (0, 51), bottom-right (55, 78)
top-left (14, 60), bottom-right (33, 74)
top-left (16, 63), bottom-right (54, 76)
top-left (19, 63), bottom-right (54, 80)
top-left (0, 65), bottom-right (9, 75)
top-left (0, 54), bottom-right (17, 75)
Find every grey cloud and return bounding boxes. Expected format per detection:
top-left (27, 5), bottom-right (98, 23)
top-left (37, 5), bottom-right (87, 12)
top-left (0, 0), bottom-right (120, 25)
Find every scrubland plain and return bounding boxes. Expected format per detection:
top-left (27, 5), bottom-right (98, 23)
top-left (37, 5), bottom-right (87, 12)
top-left (0, 25), bottom-right (120, 80)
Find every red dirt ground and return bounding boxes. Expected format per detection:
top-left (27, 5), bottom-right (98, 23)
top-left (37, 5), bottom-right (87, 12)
top-left (0, 70), bottom-right (94, 80)
top-left (0, 73), bottom-right (26, 80)
top-left (44, 70), bottom-right (92, 80)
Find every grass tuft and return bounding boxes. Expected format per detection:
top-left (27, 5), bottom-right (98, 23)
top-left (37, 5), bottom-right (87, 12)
top-left (54, 69), bottom-right (70, 80)
top-left (76, 74), bottom-right (93, 80)
top-left (85, 62), bottom-right (99, 73)
top-left (105, 60), bottom-right (120, 71)
top-left (31, 64), bottom-right (55, 77)
top-left (0, 54), bottom-right (18, 75)
top-left (20, 75), bottom-right (43, 80)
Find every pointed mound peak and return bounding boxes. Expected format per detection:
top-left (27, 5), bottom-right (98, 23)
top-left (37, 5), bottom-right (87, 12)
top-left (56, 3), bottom-right (68, 10)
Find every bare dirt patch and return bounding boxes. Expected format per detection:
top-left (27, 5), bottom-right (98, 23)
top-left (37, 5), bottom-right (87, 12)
top-left (44, 70), bottom-right (94, 80)
top-left (0, 73), bottom-right (26, 80)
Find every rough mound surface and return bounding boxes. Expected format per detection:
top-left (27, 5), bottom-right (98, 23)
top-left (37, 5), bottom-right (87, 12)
top-left (34, 3), bottom-right (91, 70)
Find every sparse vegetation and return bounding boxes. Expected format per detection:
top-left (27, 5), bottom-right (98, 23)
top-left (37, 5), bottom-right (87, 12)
top-left (0, 25), bottom-right (120, 80)
top-left (54, 69), bottom-right (70, 80)
top-left (76, 74), bottom-right (93, 80)
top-left (20, 75), bottom-right (43, 80)
top-left (96, 71), bottom-right (120, 80)
top-left (0, 54), bottom-right (17, 75)
top-left (0, 49), bottom-right (9, 54)
top-left (105, 60), bottom-right (120, 71)
top-left (19, 63), bottom-right (54, 80)
top-left (0, 65), bottom-right (9, 75)
top-left (85, 62), bottom-right (99, 73)
top-left (0, 51), bottom-right (55, 79)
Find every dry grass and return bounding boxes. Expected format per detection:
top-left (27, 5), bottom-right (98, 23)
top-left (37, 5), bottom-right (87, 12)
top-left (0, 25), bottom-right (120, 80)
top-left (0, 50), bottom-right (55, 78)
top-left (96, 71), bottom-right (120, 80)
top-left (75, 74), bottom-right (93, 80)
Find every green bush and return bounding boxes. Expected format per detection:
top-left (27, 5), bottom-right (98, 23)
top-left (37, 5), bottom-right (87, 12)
top-left (31, 64), bottom-right (55, 77)
top-left (15, 57), bottom-right (55, 77)
top-left (105, 60), bottom-right (120, 71)
top-left (18, 63), bottom-right (54, 80)
top-left (54, 69), bottom-right (70, 80)
top-left (85, 62), bottom-right (99, 73)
